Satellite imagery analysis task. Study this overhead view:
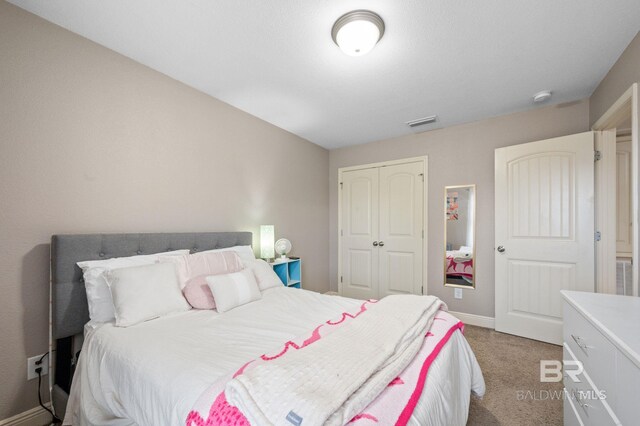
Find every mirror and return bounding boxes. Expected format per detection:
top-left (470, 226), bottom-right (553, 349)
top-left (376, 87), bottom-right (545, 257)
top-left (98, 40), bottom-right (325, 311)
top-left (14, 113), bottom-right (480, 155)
top-left (444, 185), bottom-right (476, 288)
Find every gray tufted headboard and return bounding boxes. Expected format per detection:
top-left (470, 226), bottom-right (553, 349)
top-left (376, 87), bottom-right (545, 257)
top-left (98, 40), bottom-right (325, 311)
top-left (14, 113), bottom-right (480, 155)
top-left (49, 232), bottom-right (252, 417)
top-left (51, 232), bottom-right (252, 339)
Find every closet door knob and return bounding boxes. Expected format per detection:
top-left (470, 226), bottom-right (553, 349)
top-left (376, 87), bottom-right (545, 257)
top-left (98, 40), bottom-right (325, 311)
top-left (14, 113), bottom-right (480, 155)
top-left (378, 241), bottom-right (385, 247)
top-left (373, 241), bottom-right (379, 246)
top-left (497, 246), bottom-right (506, 253)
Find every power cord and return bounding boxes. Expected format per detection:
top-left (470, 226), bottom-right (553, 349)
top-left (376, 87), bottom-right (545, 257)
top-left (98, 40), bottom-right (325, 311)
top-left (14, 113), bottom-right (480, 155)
top-left (35, 352), bottom-right (62, 424)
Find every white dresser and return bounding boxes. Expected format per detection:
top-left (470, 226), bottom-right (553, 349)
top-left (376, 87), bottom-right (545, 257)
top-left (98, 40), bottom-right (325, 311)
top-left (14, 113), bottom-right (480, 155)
top-left (562, 290), bottom-right (640, 425)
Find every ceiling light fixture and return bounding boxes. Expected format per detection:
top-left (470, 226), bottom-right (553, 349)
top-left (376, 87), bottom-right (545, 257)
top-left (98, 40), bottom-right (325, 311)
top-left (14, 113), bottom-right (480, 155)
top-left (332, 10), bottom-right (385, 56)
top-left (406, 115), bottom-right (438, 128)
top-left (532, 90), bottom-right (552, 103)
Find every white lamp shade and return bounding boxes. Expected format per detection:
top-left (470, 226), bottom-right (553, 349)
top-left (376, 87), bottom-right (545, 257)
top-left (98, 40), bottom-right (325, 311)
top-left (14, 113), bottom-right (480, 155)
top-left (260, 225), bottom-right (275, 259)
top-left (336, 20), bottom-right (381, 56)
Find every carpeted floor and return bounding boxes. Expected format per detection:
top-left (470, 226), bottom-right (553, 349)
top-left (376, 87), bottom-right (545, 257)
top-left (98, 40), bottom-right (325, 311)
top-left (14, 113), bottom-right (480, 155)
top-left (464, 325), bottom-right (563, 426)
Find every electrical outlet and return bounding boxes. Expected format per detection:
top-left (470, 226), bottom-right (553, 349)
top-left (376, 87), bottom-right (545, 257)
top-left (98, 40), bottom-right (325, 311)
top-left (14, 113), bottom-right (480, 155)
top-left (454, 288), bottom-right (463, 299)
top-left (27, 354), bottom-right (48, 381)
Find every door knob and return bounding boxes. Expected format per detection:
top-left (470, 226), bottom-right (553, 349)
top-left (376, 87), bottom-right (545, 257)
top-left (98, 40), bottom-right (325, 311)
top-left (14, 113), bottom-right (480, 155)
top-left (378, 241), bottom-right (385, 247)
top-left (373, 241), bottom-right (378, 246)
top-left (497, 246), bottom-right (505, 253)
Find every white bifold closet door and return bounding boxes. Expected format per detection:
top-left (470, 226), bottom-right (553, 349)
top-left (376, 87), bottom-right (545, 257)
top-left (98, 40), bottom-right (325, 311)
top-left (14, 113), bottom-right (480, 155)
top-left (495, 132), bottom-right (595, 344)
top-left (341, 161), bottom-right (424, 300)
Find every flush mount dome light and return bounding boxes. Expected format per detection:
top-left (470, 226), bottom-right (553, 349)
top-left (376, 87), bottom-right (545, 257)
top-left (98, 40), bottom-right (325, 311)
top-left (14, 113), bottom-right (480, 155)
top-left (533, 90), bottom-right (552, 103)
top-left (332, 10), bottom-right (385, 56)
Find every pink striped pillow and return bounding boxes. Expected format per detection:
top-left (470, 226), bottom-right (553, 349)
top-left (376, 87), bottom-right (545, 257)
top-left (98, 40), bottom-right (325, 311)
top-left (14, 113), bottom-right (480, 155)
top-left (159, 251), bottom-right (243, 310)
top-left (159, 251), bottom-right (243, 287)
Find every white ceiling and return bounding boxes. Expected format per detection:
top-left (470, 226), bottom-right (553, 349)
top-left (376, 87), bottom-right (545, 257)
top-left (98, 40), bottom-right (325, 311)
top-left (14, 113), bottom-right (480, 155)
top-left (9, 0), bottom-right (640, 149)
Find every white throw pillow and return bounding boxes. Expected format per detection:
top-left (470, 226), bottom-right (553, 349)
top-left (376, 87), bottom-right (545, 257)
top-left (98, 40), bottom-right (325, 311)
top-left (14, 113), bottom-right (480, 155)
top-left (243, 259), bottom-right (283, 291)
top-left (206, 268), bottom-right (262, 313)
top-left (202, 245), bottom-right (256, 262)
top-left (78, 249), bottom-right (189, 323)
top-left (105, 263), bottom-right (190, 327)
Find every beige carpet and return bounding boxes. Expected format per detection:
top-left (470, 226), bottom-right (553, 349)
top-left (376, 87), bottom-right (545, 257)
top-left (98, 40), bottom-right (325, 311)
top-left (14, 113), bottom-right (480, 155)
top-left (464, 325), bottom-right (563, 426)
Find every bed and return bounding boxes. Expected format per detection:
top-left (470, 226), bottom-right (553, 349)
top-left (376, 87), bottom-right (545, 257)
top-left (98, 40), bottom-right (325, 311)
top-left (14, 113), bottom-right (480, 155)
top-left (51, 232), bottom-right (484, 425)
top-left (445, 250), bottom-right (474, 284)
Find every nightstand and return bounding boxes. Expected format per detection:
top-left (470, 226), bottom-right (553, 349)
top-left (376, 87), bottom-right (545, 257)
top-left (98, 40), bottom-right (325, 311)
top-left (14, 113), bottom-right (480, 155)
top-left (270, 258), bottom-right (301, 288)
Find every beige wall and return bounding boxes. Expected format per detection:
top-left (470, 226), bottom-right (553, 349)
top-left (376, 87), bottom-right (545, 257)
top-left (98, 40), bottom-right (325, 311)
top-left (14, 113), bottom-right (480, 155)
top-left (329, 100), bottom-right (590, 317)
top-left (0, 1), bottom-right (329, 419)
top-left (590, 31), bottom-right (640, 126)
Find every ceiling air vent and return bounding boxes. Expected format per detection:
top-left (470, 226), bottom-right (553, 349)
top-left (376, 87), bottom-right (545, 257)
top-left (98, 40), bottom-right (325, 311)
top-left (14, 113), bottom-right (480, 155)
top-left (406, 115), bottom-right (437, 128)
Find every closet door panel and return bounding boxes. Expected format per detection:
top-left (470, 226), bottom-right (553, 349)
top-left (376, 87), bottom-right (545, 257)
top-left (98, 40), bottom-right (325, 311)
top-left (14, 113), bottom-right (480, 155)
top-left (378, 162), bottom-right (424, 297)
top-left (341, 168), bottom-right (379, 299)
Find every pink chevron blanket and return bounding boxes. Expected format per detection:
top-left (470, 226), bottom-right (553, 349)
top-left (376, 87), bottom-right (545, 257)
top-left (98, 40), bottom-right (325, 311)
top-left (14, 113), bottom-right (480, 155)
top-left (186, 301), bottom-right (463, 426)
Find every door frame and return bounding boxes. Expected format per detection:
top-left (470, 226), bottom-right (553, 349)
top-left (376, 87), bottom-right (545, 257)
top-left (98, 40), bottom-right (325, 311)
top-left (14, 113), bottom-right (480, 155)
top-left (594, 129), bottom-right (617, 294)
top-left (337, 156), bottom-right (429, 296)
top-left (593, 83), bottom-right (639, 296)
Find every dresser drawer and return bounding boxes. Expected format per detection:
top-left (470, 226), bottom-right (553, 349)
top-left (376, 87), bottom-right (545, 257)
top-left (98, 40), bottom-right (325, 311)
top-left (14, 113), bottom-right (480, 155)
top-left (563, 389), bottom-right (584, 426)
top-left (563, 345), bottom-right (618, 426)
top-left (614, 351), bottom-right (640, 426)
top-left (563, 303), bottom-right (616, 400)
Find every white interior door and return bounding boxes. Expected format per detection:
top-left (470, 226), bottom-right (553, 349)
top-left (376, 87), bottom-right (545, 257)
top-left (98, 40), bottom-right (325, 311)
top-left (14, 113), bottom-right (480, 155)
top-left (341, 168), bottom-right (379, 299)
top-left (495, 132), bottom-right (595, 344)
top-left (378, 162), bottom-right (424, 297)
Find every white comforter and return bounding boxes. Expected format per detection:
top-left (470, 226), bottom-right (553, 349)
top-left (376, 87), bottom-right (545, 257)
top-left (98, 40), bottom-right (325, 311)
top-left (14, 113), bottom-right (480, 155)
top-left (65, 287), bottom-right (484, 426)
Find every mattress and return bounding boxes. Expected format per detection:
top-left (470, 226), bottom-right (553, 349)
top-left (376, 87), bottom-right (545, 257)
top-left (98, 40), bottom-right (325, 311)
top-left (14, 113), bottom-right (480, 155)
top-left (65, 287), bottom-right (484, 425)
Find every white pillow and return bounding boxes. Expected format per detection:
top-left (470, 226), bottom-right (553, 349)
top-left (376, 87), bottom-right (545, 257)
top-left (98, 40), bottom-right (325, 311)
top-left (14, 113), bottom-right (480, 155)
top-left (243, 259), bottom-right (283, 291)
top-left (206, 269), bottom-right (262, 313)
top-left (202, 245), bottom-right (256, 262)
top-left (78, 249), bottom-right (189, 323)
top-left (105, 263), bottom-right (190, 327)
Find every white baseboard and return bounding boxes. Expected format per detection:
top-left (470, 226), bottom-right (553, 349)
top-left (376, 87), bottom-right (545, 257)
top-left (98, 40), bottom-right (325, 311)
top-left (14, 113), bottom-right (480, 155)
top-left (0, 404), bottom-right (53, 426)
top-left (448, 311), bottom-right (495, 329)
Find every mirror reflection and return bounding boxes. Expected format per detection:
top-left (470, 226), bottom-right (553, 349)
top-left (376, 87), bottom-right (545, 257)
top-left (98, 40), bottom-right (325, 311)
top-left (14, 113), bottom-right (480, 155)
top-left (444, 185), bottom-right (476, 288)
